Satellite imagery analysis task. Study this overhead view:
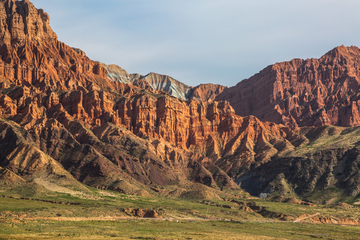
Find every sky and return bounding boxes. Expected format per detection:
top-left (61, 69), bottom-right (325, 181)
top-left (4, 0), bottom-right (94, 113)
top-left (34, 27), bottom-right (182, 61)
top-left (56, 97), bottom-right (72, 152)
top-left (30, 0), bottom-right (360, 87)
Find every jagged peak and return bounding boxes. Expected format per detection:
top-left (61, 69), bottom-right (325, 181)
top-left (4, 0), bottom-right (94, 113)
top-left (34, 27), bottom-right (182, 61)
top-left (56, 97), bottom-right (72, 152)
top-left (321, 45), bottom-right (360, 61)
top-left (0, 0), bottom-right (57, 46)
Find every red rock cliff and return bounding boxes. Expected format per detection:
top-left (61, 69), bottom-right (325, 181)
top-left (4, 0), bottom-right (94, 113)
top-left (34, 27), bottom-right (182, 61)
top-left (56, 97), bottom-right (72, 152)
top-left (216, 46), bottom-right (360, 128)
top-left (0, 0), bottom-right (111, 93)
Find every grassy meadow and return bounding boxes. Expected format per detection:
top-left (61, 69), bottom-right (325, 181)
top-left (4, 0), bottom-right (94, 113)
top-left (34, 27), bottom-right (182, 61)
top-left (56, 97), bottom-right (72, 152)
top-left (0, 188), bottom-right (360, 239)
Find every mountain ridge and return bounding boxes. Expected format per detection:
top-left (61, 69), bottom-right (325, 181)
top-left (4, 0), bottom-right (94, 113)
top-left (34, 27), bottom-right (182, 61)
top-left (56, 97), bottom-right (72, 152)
top-left (103, 63), bottom-right (227, 102)
top-left (1, 0), bottom-right (360, 203)
top-left (216, 45), bottom-right (360, 128)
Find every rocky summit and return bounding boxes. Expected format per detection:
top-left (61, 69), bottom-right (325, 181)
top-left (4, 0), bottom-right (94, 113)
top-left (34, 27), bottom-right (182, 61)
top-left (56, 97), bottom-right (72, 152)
top-left (0, 0), bottom-right (360, 205)
top-left (216, 46), bottom-right (360, 128)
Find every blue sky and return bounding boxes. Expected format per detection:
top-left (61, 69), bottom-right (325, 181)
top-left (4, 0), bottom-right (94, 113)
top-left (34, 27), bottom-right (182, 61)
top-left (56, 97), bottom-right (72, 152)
top-left (31, 0), bottom-right (360, 87)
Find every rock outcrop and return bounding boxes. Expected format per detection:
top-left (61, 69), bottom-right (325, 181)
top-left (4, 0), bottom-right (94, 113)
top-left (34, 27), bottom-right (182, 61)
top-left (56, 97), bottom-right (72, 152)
top-left (216, 46), bottom-right (360, 128)
top-left (0, 0), bottom-right (111, 96)
top-left (0, 0), bottom-right (57, 47)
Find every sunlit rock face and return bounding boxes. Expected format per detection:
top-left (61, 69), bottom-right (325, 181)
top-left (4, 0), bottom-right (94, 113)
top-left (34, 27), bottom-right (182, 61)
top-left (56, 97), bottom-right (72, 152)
top-left (216, 46), bottom-right (360, 128)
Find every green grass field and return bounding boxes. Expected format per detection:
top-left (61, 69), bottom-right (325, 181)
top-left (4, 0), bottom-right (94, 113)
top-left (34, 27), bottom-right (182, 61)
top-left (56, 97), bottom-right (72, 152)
top-left (1, 190), bottom-right (360, 239)
top-left (1, 218), bottom-right (360, 239)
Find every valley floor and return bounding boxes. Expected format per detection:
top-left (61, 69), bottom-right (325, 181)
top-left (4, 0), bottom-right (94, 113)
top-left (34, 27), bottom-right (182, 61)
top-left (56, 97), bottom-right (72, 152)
top-left (0, 193), bottom-right (360, 240)
top-left (1, 218), bottom-right (359, 239)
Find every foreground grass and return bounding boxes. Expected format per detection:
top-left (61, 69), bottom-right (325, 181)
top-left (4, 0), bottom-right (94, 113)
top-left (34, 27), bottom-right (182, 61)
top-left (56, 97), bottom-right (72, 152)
top-left (1, 190), bottom-right (360, 239)
top-left (0, 193), bottom-right (259, 221)
top-left (1, 219), bottom-right (360, 239)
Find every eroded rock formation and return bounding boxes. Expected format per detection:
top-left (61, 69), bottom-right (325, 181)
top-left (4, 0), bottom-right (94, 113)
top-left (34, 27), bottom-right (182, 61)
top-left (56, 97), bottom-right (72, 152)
top-left (216, 46), bottom-right (360, 128)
